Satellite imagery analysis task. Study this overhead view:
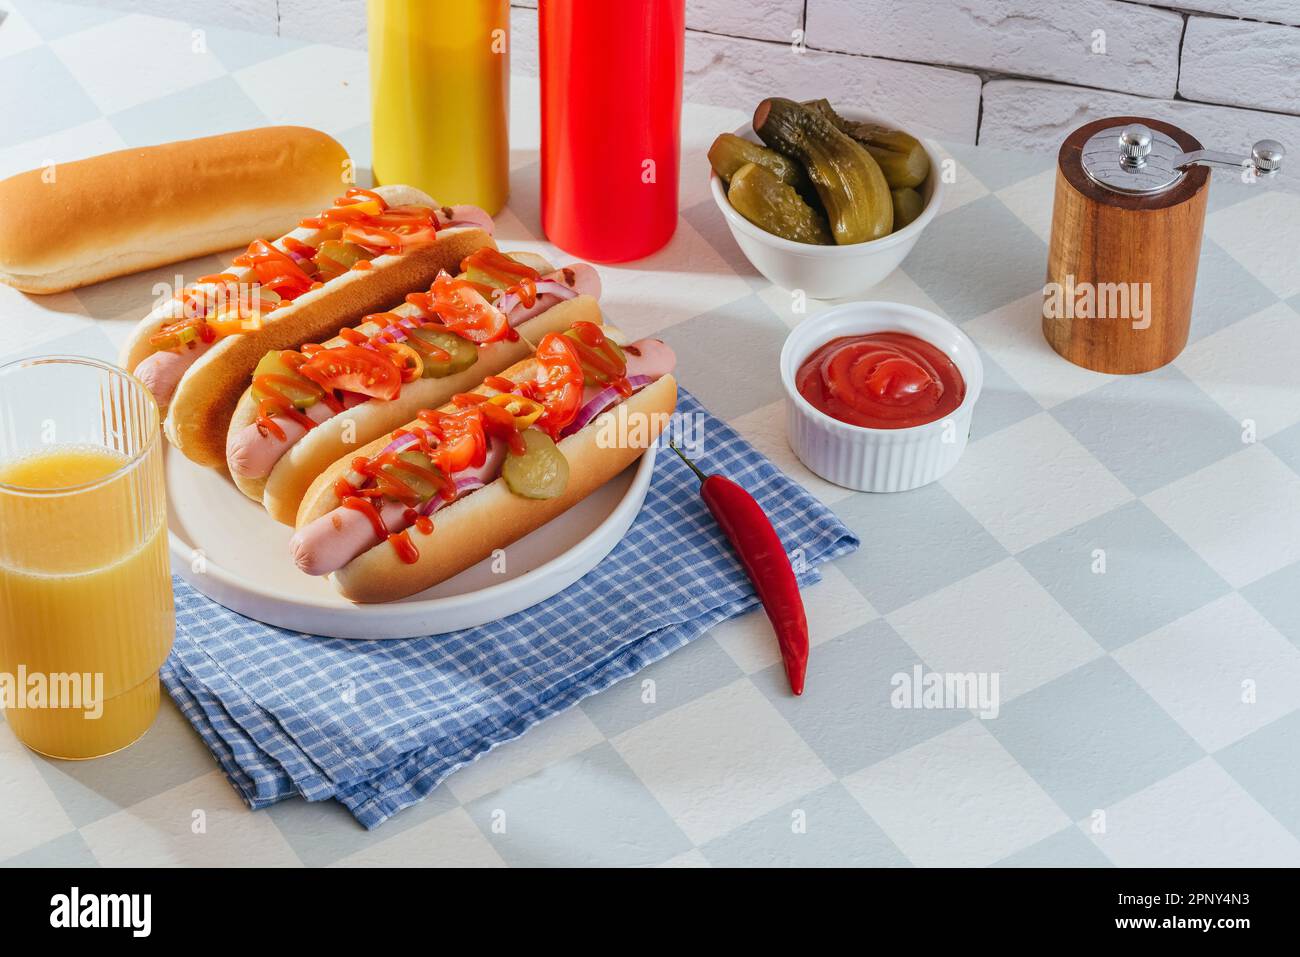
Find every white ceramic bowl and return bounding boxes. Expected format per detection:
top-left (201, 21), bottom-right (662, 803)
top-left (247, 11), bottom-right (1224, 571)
top-left (710, 109), bottom-right (945, 299)
top-left (781, 301), bottom-right (983, 492)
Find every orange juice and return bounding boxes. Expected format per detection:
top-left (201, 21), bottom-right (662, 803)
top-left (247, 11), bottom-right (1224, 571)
top-left (369, 0), bottom-right (510, 214)
top-left (0, 402), bottom-right (174, 758)
top-left (4, 672), bottom-right (162, 761)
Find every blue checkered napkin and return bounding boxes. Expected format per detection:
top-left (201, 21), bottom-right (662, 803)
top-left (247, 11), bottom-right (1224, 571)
top-left (161, 389), bottom-right (859, 828)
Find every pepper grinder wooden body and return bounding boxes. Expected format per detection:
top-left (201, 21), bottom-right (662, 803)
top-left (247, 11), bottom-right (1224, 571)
top-left (1045, 116), bottom-right (1210, 375)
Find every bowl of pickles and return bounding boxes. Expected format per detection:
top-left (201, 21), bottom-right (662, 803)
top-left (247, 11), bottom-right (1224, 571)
top-left (709, 97), bottom-right (945, 299)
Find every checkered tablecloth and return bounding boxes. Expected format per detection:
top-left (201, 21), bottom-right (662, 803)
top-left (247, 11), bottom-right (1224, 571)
top-left (3, 0), bottom-right (1300, 867)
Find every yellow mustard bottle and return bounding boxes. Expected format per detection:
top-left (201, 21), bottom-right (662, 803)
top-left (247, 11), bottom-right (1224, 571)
top-left (368, 0), bottom-right (510, 216)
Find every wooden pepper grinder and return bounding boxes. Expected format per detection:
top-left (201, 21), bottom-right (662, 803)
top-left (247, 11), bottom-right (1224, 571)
top-left (1045, 116), bottom-right (1284, 374)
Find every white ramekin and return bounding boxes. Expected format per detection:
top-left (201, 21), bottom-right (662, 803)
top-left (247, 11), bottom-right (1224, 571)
top-left (710, 109), bottom-right (946, 299)
top-left (780, 301), bottom-right (984, 493)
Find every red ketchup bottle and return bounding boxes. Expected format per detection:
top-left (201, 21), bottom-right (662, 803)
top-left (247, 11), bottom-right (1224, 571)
top-left (539, 0), bottom-right (685, 262)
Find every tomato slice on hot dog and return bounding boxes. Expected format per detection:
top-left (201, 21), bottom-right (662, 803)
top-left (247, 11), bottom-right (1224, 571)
top-left (529, 333), bottom-right (584, 436)
top-left (297, 344), bottom-right (402, 401)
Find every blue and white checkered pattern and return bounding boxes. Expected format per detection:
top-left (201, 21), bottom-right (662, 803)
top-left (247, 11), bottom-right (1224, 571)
top-left (6, 0), bottom-right (1300, 867)
top-left (160, 390), bottom-right (858, 828)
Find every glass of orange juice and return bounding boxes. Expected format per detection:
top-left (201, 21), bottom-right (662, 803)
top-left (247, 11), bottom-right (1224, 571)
top-left (0, 356), bottom-right (174, 759)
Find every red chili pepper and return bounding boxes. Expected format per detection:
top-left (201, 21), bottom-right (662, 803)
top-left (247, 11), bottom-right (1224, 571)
top-left (670, 444), bottom-right (809, 695)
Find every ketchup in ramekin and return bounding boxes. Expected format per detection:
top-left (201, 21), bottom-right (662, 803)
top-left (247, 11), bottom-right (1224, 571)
top-left (795, 332), bottom-right (966, 430)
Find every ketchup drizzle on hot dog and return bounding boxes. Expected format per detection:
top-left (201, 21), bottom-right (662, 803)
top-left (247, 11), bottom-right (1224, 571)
top-left (281, 237), bottom-right (317, 259)
top-left (151, 188), bottom-right (439, 354)
top-left (252, 255), bottom-right (530, 437)
top-left (389, 529), bottom-right (419, 563)
top-left (252, 351), bottom-right (344, 440)
top-left (346, 186), bottom-right (387, 206)
top-left (343, 497), bottom-right (388, 539)
top-left (346, 444), bottom-right (456, 506)
top-left (460, 247), bottom-right (541, 307)
top-left (340, 494), bottom-right (423, 574)
top-left (566, 321), bottom-right (631, 396)
top-left (335, 390), bottom-right (554, 564)
top-left (259, 242), bottom-right (553, 439)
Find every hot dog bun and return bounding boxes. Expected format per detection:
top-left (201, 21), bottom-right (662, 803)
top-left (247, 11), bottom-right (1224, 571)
top-left (297, 374), bottom-right (678, 604)
top-left (229, 294), bottom-right (605, 525)
top-left (0, 127), bottom-right (350, 294)
top-left (121, 184), bottom-right (495, 469)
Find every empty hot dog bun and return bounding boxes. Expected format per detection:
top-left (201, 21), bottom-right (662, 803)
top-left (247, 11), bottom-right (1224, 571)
top-left (0, 127), bottom-right (350, 294)
top-left (121, 184), bottom-right (496, 469)
top-left (229, 293), bottom-right (605, 526)
top-left (296, 371), bottom-right (678, 604)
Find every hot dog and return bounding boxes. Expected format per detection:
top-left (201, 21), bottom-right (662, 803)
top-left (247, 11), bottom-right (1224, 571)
top-left (292, 321), bottom-right (679, 602)
top-left (120, 185), bottom-right (496, 469)
top-left (224, 247), bottom-right (605, 525)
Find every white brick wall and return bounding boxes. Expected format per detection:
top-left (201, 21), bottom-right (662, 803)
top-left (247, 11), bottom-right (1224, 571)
top-left (682, 33), bottom-right (981, 142)
top-left (982, 79), bottom-right (1300, 154)
top-left (1126, 0), bottom-right (1300, 27)
top-left (78, 0), bottom-right (1300, 154)
top-left (1180, 18), bottom-right (1300, 116)
top-left (507, 8), bottom-right (979, 141)
top-left (278, 0), bottom-right (365, 49)
top-left (687, 0), bottom-right (803, 43)
top-left (806, 0), bottom-right (1183, 98)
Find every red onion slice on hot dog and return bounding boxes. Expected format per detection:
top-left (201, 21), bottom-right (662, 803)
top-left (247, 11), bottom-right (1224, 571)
top-left (561, 339), bottom-right (677, 437)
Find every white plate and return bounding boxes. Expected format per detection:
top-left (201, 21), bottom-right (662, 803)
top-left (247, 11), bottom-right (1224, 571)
top-left (166, 443), bottom-right (657, 639)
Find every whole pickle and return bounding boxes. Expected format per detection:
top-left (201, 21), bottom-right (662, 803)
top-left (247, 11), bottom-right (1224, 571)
top-left (891, 187), bottom-right (925, 230)
top-left (709, 133), bottom-right (809, 192)
top-left (727, 162), bottom-right (832, 245)
top-left (861, 133), bottom-right (930, 190)
top-left (753, 97), bottom-right (892, 244)
top-left (803, 99), bottom-right (931, 189)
